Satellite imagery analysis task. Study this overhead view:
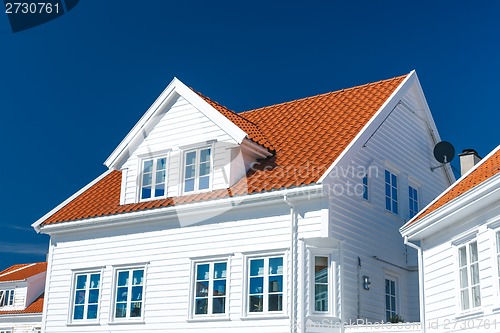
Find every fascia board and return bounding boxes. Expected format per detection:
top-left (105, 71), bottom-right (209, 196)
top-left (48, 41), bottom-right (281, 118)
top-left (38, 184), bottom-right (324, 235)
top-left (400, 173), bottom-right (500, 240)
top-left (31, 170), bottom-right (113, 232)
top-left (317, 71), bottom-right (415, 183)
top-left (104, 77), bottom-right (248, 169)
top-left (401, 144), bottom-right (500, 236)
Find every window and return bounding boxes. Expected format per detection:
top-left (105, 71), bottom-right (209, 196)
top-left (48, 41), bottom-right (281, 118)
top-left (362, 174), bottom-right (369, 200)
top-left (0, 330), bottom-right (12, 333)
top-left (314, 256), bottom-right (329, 312)
top-left (193, 261), bottom-right (227, 316)
top-left (385, 170), bottom-right (398, 214)
top-left (114, 268), bottom-right (144, 319)
top-left (184, 147), bottom-right (211, 193)
top-left (247, 256), bottom-right (284, 314)
top-left (408, 186), bottom-right (419, 218)
top-left (385, 279), bottom-right (397, 321)
top-left (458, 241), bottom-right (481, 310)
top-left (140, 156), bottom-right (167, 200)
top-left (72, 272), bottom-right (101, 321)
top-left (0, 289), bottom-right (14, 307)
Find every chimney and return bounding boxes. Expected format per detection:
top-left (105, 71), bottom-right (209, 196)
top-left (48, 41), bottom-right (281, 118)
top-left (458, 149), bottom-right (481, 176)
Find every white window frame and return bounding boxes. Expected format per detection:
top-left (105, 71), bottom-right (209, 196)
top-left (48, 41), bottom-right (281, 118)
top-left (138, 154), bottom-right (169, 201)
top-left (110, 265), bottom-right (147, 323)
top-left (243, 251), bottom-right (287, 317)
top-left (309, 249), bottom-right (335, 316)
top-left (385, 169), bottom-right (399, 215)
top-left (0, 329), bottom-right (12, 333)
top-left (408, 185), bottom-right (419, 219)
top-left (68, 269), bottom-right (103, 324)
top-left (188, 256), bottom-right (231, 320)
top-left (0, 289), bottom-right (14, 307)
top-left (384, 275), bottom-right (399, 322)
top-left (182, 145), bottom-right (214, 194)
top-left (456, 239), bottom-right (481, 312)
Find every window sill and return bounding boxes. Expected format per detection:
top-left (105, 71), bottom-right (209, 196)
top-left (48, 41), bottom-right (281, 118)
top-left (455, 309), bottom-right (484, 320)
top-left (240, 314), bottom-right (289, 321)
top-left (186, 316), bottom-right (230, 323)
top-left (108, 319), bottom-right (145, 325)
top-left (67, 321), bottom-right (100, 326)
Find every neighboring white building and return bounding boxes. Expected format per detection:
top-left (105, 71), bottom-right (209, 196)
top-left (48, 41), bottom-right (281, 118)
top-left (33, 71), bottom-right (452, 333)
top-left (401, 145), bottom-right (500, 332)
top-left (0, 262), bottom-right (46, 333)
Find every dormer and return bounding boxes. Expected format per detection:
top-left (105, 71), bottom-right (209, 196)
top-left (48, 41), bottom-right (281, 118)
top-left (0, 263), bottom-right (46, 312)
top-left (104, 78), bottom-right (273, 205)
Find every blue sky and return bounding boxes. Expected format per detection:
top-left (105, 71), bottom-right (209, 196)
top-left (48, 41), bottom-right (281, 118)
top-left (0, 1), bottom-right (498, 269)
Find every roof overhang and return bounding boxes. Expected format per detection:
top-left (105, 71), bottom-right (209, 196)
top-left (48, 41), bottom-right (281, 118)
top-left (104, 77), bottom-right (249, 170)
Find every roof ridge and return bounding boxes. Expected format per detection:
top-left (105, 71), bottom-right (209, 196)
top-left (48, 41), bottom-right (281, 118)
top-left (0, 263), bottom-right (35, 278)
top-left (241, 74), bottom-right (409, 115)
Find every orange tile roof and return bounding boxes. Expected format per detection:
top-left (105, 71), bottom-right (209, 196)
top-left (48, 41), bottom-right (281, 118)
top-left (0, 293), bottom-right (44, 315)
top-left (0, 262), bottom-right (47, 282)
top-left (41, 74), bottom-right (407, 226)
top-left (407, 146), bottom-right (500, 226)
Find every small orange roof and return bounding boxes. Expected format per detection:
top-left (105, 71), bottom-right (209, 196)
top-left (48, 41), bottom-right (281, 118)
top-left (40, 74), bottom-right (407, 226)
top-left (407, 145), bottom-right (500, 226)
top-left (0, 293), bottom-right (44, 315)
top-left (0, 262), bottom-right (47, 283)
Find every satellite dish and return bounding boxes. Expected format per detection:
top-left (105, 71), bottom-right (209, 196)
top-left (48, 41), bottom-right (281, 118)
top-left (433, 141), bottom-right (455, 164)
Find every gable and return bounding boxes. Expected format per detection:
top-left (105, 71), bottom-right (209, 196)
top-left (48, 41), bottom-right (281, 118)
top-left (36, 73), bottom-right (410, 227)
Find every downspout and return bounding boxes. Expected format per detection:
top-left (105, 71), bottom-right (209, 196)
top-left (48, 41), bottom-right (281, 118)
top-left (284, 195), bottom-right (297, 333)
top-left (404, 236), bottom-right (426, 333)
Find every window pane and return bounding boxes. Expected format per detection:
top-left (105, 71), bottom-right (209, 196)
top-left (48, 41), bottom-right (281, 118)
top-left (269, 257), bottom-right (283, 274)
top-left (196, 264), bottom-right (210, 281)
top-left (200, 148), bottom-right (211, 163)
top-left (214, 262), bottom-right (227, 279)
top-left (88, 289), bottom-right (99, 303)
top-left (249, 295), bottom-right (263, 312)
top-left (385, 197), bottom-right (391, 210)
top-left (213, 297), bottom-right (225, 314)
top-left (73, 305), bottom-right (84, 320)
top-left (198, 175), bottom-right (210, 190)
top-left (196, 281), bottom-right (209, 297)
top-left (156, 158), bottom-right (166, 170)
top-left (315, 256), bottom-right (328, 283)
top-left (385, 279), bottom-right (390, 294)
top-left (131, 286), bottom-right (143, 301)
top-left (250, 259), bottom-right (264, 276)
top-left (130, 302), bottom-right (142, 317)
top-left (393, 201), bottom-right (398, 214)
top-left (87, 304), bottom-right (98, 319)
top-left (185, 165), bottom-right (195, 179)
top-left (472, 285), bottom-right (481, 307)
top-left (155, 170), bottom-right (165, 184)
top-left (269, 276), bottom-right (283, 293)
top-left (154, 184), bottom-right (165, 197)
top-left (385, 170), bottom-right (390, 183)
top-left (75, 290), bottom-right (86, 304)
top-left (392, 174), bottom-right (397, 187)
top-left (199, 162), bottom-right (211, 176)
top-left (142, 173), bottom-right (152, 186)
top-left (213, 280), bottom-right (226, 296)
top-left (195, 298), bottom-right (208, 314)
top-left (459, 268), bottom-right (468, 288)
top-left (115, 303), bottom-right (127, 318)
top-left (461, 290), bottom-right (469, 310)
top-left (143, 160), bottom-right (153, 173)
top-left (385, 183), bottom-right (391, 197)
top-left (118, 271), bottom-right (129, 286)
top-left (76, 275), bottom-right (87, 289)
top-left (186, 151), bottom-right (196, 165)
top-left (315, 284), bottom-right (328, 311)
top-left (184, 179), bottom-right (194, 192)
top-left (116, 287), bottom-right (128, 302)
top-left (141, 186), bottom-right (151, 199)
top-left (268, 294), bottom-right (283, 311)
top-left (458, 247), bottom-right (467, 267)
top-left (469, 242), bottom-right (478, 263)
top-left (90, 274), bottom-right (100, 289)
top-left (250, 277), bottom-right (263, 294)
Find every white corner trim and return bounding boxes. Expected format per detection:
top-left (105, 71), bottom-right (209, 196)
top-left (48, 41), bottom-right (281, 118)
top-left (401, 144), bottom-right (500, 237)
top-left (104, 77), bottom-right (248, 169)
top-left (31, 169), bottom-right (113, 232)
top-left (317, 71), bottom-right (415, 183)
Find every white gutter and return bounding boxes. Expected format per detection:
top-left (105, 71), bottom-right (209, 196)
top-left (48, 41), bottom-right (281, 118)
top-left (404, 236), bottom-right (426, 333)
top-left (38, 184), bottom-right (324, 235)
top-left (284, 195), bottom-right (296, 333)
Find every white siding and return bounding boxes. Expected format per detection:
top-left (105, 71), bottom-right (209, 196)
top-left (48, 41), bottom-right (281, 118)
top-left (121, 96), bottom-right (238, 204)
top-left (43, 199), bottom-right (325, 333)
top-left (323, 82), bottom-right (450, 323)
top-left (421, 201), bottom-right (500, 332)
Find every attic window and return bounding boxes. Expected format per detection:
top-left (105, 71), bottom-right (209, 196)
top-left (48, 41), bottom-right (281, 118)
top-left (140, 157), bottom-right (167, 200)
top-left (0, 289), bottom-right (14, 307)
top-left (183, 147), bottom-right (212, 193)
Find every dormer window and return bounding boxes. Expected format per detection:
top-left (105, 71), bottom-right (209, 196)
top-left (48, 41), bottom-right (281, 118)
top-left (184, 147), bottom-right (212, 193)
top-left (140, 157), bottom-right (167, 200)
top-left (0, 289), bottom-right (14, 307)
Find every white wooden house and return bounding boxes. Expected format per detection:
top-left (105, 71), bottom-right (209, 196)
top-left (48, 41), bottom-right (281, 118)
top-left (33, 70), bottom-right (452, 333)
top-left (0, 262), bottom-right (46, 333)
top-left (401, 145), bottom-right (500, 332)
